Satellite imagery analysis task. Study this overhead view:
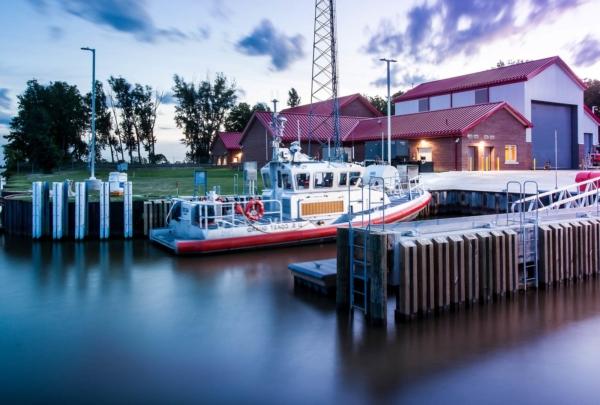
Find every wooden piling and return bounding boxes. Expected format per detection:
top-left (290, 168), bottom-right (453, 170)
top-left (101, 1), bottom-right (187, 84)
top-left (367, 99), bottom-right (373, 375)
top-left (396, 240), bottom-right (417, 320)
top-left (432, 237), bottom-right (450, 309)
top-left (336, 227), bottom-right (350, 310)
top-left (368, 231), bottom-right (388, 324)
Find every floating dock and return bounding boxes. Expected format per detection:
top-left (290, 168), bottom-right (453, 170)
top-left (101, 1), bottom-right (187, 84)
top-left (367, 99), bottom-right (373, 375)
top-left (289, 258), bottom-right (337, 294)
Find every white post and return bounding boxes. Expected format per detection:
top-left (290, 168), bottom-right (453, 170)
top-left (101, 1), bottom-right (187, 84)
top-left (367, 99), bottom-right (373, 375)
top-left (124, 181), bottom-right (133, 238)
top-left (99, 181), bottom-right (110, 239)
top-left (52, 182), bottom-right (63, 239)
top-left (554, 129), bottom-right (558, 189)
top-left (75, 182), bottom-right (87, 240)
top-left (32, 182), bottom-right (41, 239)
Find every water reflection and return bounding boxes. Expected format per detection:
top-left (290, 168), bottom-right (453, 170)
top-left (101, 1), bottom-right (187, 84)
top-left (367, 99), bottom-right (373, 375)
top-left (2, 236), bottom-right (600, 403)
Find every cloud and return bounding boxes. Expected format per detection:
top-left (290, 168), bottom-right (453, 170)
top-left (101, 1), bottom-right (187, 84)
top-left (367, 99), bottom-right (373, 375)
top-left (48, 25), bottom-right (64, 40)
top-left (364, 0), bottom-right (584, 64)
top-left (236, 19), bottom-right (304, 71)
top-left (572, 35), bottom-right (600, 67)
top-left (371, 65), bottom-right (430, 88)
top-left (0, 89), bottom-right (10, 110)
top-left (0, 112), bottom-right (11, 126)
top-left (29, 0), bottom-right (209, 43)
top-left (161, 92), bottom-right (176, 105)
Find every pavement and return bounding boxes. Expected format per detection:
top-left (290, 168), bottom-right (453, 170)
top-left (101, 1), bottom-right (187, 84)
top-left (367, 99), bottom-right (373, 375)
top-left (420, 170), bottom-right (589, 193)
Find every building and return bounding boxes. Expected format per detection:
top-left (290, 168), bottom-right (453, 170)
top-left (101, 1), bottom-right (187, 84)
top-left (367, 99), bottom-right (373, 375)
top-left (394, 56), bottom-right (600, 169)
top-left (281, 93), bottom-right (382, 118)
top-left (346, 102), bottom-right (532, 171)
top-left (211, 131), bottom-right (243, 166)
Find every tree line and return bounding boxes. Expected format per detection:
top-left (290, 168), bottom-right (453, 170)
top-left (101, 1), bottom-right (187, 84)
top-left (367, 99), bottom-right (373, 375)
top-left (2, 72), bottom-right (305, 171)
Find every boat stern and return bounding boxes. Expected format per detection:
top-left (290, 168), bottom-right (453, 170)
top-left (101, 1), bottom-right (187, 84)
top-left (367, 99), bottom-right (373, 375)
top-left (149, 227), bottom-right (179, 253)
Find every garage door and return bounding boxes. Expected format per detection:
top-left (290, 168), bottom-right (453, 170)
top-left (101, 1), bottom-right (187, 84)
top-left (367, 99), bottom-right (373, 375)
top-left (531, 102), bottom-right (575, 169)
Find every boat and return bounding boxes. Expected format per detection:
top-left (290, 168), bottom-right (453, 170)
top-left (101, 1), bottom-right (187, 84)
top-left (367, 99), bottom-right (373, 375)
top-left (150, 140), bottom-right (431, 254)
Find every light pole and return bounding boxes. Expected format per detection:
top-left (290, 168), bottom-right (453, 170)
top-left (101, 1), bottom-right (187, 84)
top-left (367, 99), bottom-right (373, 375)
top-left (380, 58), bottom-right (397, 165)
top-left (81, 47), bottom-right (96, 180)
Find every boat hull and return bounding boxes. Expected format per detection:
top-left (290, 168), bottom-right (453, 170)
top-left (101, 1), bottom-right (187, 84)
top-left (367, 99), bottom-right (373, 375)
top-left (151, 192), bottom-right (431, 255)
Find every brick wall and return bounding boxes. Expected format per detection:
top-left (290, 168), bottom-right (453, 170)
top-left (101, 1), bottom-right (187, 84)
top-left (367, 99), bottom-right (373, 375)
top-left (341, 99), bottom-right (380, 118)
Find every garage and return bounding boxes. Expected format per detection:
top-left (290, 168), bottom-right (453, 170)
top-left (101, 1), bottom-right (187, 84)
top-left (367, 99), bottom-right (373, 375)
top-left (531, 102), bottom-right (576, 169)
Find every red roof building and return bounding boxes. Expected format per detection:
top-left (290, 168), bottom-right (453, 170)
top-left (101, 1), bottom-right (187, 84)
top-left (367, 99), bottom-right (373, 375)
top-left (211, 131), bottom-right (243, 166)
top-left (282, 93), bottom-right (382, 117)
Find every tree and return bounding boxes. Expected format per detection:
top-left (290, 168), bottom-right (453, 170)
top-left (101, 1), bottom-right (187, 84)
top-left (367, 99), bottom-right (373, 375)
top-left (108, 77), bottom-right (137, 163)
top-left (366, 95), bottom-right (394, 115)
top-left (287, 88), bottom-right (301, 107)
top-left (495, 59), bottom-right (529, 68)
top-left (84, 81), bottom-right (114, 162)
top-left (172, 73), bottom-right (237, 163)
top-left (225, 102), bottom-right (271, 132)
top-left (584, 79), bottom-right (600, 117)
top-left (4, 80), bottom-right (87, 172)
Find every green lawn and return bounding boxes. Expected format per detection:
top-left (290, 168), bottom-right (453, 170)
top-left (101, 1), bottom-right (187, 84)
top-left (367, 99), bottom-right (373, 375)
top-left (3, 166), bottom-right (257, 198)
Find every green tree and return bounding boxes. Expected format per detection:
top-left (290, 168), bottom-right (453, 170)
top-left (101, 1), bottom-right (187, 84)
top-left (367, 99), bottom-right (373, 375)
top-left (287, 88), bottom-right (301, 107)
top-left (495, 59), bottom-right (529, 68)
top-left (84, 81), bottom-right (115, 162)
top-left (172, 73), bottom-right (237, 163)
top-left (225, 102), bottom-right (271, 132)
top-left (584, 79), bottom-right (600, 117)
top-left (108, 77), bottom-right (137, 163)
top-left (367, 94), bottom-right (394, 115)
top-left (131, 84), bottom-right (163, 163)
top-left (4, 80), bottom-right (87, 172)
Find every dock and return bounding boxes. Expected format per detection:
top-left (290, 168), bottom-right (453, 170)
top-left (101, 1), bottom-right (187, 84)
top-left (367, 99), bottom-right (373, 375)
top-left (289, 258), bottom-right (337, 294)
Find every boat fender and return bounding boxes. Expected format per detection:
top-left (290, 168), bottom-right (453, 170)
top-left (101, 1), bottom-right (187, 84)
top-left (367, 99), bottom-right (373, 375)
top-left (245, 199), bottom-right (265, 221)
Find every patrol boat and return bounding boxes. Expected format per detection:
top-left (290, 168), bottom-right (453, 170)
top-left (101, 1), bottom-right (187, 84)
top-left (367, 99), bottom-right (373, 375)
top-left (150, 140), bottom-right (431, 254)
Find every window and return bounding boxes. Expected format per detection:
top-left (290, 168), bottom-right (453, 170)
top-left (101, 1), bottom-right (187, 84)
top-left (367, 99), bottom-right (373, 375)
top-left (339, 173), bottom-right (348, 187)
top-left (296, 173), bottom-right (310, 189)
top-left (277, 171), bottom-right (282, 188)
top-left (314, 172), bottom-right (334, 188)
top-left (417, 147), bottom-right (432, 162)
top-left (475, 88), bottom-right (489, 104)
top-left (262, 173), bottom-right (271, 189)
top-left (505, 145), bottom-right (518, 163)
top-left (349, 171), bottom-right (362, 186)
top-left (281, 173), bottom-right (293, 190)
top-left (418, 98), bottom-right (430, 112)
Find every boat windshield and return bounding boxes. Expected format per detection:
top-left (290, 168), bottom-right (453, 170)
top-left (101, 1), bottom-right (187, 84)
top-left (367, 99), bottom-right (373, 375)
top-left (339, 173), bottom-right (348, 186)
top-left (349, 171), bottom-right (362, 186)
top-left (262, 172), bottom-right (271, 189)
top-left (296, 173), bottom-right (310, 190)
top-left (314, 172), bottom-right (334, 188)
top-left (282, 172), bottom-right (293, 190)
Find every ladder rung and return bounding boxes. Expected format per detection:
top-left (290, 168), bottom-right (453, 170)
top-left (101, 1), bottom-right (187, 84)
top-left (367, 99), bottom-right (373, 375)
top-left (353, 274), bottom-right (366, 281)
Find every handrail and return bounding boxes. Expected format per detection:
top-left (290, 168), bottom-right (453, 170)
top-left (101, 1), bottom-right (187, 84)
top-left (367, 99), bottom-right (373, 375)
top-left (511, 176), bottom-right (600, 213)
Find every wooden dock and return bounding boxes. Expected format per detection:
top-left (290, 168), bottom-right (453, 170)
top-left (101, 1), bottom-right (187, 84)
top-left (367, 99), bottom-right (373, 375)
top-left (308, 207), bottom-right (600, 324)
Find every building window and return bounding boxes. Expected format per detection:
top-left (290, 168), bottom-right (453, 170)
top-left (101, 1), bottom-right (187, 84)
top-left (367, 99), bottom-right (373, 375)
top-left (505, 145), bottom-right (518, 163)
top-left (417, 147), bottom-right (432, 162)
top-left (418, 98), bottom-right (430, 112)
top-left (475, 88), bottom-right (489, 104)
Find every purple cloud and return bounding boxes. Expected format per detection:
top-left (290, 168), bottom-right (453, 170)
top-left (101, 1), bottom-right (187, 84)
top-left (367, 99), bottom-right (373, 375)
top-left (572, 36), bottom-right (600, 67)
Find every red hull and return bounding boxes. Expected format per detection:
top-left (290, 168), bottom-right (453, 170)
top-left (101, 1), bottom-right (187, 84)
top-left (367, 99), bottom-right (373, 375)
top-left (174, 195), bottom-right (431, 254)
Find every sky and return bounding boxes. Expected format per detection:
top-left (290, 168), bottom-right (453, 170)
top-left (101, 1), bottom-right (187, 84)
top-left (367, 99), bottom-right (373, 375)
top-left (1, 0), bottom-right (600, 162)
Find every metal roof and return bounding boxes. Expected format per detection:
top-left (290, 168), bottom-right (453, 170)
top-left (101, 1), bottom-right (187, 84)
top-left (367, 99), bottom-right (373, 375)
top-left (216, 131), bottom-right (243, 150)
top-left (281, 93), bottom-right (382, 117)
top-left (584, 105), bottom-right (600, 125)
top-left (253, 111), bottom-right (362, 143)
top-left (395, 56), bottom-right (586, 102)
top-left (345, 102), bottom-right (532, 142)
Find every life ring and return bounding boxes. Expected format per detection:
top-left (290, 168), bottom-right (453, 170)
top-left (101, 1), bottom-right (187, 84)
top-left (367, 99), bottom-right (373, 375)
top-left (244, 199), bottom-right (264, 221)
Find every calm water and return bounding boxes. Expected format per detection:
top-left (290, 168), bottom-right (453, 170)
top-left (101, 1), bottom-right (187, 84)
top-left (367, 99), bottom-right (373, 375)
top-left (2, 236), bottom-right (600, 404)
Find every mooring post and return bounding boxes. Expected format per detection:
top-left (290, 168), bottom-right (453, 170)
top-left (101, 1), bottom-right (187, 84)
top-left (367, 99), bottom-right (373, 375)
top-left (51, 181), bottom-right (68, 240)
top-left (368, 230), bottom-right (388, 325)
top-left (336, 227), bottom-right (350, 310)
top-left (124, 181), bottom-right (133, 238)
top-left (75, 181), bottom-right (88, 240)
top-left (32, 181), bottom-right (50, 239)
top-left (396, 240), bottom-right (417, 321)
top-left (99, 181), bottom-right (110, 239)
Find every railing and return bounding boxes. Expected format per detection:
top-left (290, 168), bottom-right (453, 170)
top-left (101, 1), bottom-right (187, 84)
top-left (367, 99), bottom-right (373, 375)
top-left (511, 176), bottom-right (600, 213)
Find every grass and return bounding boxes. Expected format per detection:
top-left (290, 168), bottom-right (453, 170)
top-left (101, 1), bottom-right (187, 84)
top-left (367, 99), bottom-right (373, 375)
top-left (3, 166), bottom-right (255, 198)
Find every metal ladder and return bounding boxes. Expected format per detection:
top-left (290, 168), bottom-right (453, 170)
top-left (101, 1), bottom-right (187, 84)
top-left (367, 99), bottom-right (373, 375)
top-left (506, 181), bottom-right (540, 289)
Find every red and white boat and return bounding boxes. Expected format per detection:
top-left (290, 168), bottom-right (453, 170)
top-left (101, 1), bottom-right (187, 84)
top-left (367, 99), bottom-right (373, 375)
top-left (150, 141), bottom-right (431, 254)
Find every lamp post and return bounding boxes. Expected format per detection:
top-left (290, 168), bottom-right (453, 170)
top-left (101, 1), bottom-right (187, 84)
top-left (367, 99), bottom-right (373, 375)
top-left (81, 47), bottom-right (96, 180)
top-left (380, 58), bottom-right (397, 165)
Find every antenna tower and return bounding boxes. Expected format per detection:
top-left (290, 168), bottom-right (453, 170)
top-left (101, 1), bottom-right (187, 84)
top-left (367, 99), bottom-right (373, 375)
top-left (309, 0), bottom-right (341, 160)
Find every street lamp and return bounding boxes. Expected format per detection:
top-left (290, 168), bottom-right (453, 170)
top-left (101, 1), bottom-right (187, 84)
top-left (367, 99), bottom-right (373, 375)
top-left (81, 47), bottom-right (96, 180)
top-left (380, 58), bottom-right (397, 165)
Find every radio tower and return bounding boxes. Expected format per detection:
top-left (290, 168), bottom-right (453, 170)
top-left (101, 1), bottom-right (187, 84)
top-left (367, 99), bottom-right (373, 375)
top-left (308, 0), bottom-right (341, 160)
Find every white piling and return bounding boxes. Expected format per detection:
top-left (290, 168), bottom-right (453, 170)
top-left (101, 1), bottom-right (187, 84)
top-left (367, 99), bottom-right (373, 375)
top-left (124, 181), bottom-right (133, 238)
top-left (32, 181), bottom-right (42, 239)
top-left (99, 181), bottom-right (110, 239)
top-left (75, 182), bottom-right (87, 240)
top-left (52, 181), bottom-right (68, 239)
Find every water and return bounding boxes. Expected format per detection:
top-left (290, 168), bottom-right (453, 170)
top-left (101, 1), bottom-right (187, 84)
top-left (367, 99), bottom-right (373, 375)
top-left (2, 237), bottom-right (600, 404)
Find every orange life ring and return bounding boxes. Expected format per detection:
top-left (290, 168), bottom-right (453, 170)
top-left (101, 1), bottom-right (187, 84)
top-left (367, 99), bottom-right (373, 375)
top-left (244, 199), bottom-right (264, 221)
